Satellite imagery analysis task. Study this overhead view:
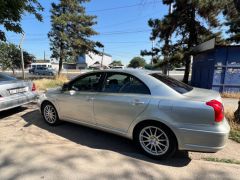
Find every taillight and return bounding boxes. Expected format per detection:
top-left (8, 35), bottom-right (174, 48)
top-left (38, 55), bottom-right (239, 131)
top-left (32, 83), bottom-right (36, 91)
top-left (206, 100), bottom-right (224, 122)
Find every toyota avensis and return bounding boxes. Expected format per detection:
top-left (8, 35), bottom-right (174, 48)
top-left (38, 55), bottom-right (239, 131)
top-left (38, 69), bottom-right (230, 159)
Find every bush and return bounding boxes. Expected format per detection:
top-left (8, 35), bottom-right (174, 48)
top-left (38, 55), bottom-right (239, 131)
top-left (34, 74), bottom-right (69, 91)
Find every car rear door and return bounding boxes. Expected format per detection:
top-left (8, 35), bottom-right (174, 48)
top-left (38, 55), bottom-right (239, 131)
top-left (93, 72), bottom-right (151, 133)
top-left (57, 72), bottom-right (104, 125)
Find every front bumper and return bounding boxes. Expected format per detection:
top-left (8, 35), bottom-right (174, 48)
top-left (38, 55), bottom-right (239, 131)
top-left (176, 118), bottom-right (230, 152)
top-left (0, 92), bottom-right (38, 111)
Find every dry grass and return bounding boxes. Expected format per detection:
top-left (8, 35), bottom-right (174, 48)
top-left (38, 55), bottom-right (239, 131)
top-left (225, 106), bottom-right (240, 143)
top-left (221, 92), bottom-right (240, 99)
top-left (33, 74), bottom-right (69, 91)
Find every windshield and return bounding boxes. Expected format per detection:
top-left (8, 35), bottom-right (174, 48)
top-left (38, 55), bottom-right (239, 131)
top-left (150, 73), bottom-right (193, 94)
top-left (0, 73), bottom-right (17, 81)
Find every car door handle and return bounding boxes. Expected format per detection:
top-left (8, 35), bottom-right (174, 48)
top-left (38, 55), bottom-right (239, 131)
top-left (132, 99), bottom-right (145, 106)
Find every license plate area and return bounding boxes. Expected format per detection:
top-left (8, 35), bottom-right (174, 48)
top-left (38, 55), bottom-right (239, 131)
top-left (9, 87), bottom-right (29, 95)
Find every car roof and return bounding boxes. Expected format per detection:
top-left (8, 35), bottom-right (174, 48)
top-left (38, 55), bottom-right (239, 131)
top-left (92, 68), bottom-right (161, 76)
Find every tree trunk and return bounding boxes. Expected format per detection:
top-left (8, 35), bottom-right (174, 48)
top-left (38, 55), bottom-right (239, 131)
top-left (183, 6), bottom-right (197, 84)
top-left (58, 56), bottom-right (63, 76)
top-left (12, 68), bottom-right (15, 75)
top-left (162, 65), bottom-right (168, 75)
top-left (58, 44), bottom-right (64, 76)
top-left (183, 56), bottom-right (191, 84)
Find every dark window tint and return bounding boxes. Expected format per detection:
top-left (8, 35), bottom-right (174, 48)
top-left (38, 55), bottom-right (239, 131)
top-left (103, 73), bottom-right (150, 94)
top-left (150, 73), bottom-right (193, 94)
top-left (70, 73), bottom-right (103, 92)
top-left (0, 73), bottom-right (16, 81)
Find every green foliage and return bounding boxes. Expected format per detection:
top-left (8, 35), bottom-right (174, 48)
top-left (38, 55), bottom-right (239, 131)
top-left (0, 0), bottom-right (43, 41)
top-left (109, 60), bottom-right (123, 67)
top-left (48, 0), bottom-right (102, 75)
top-left (229, 130), bottom-right (240, 143)
top-left (143, 0), bottom-right (230, 82)
top-left (128, 57), bottom-right (146, 68)
top-left (0, 42), bottom-right (35, 73)
top-left (224, 1), bottom-right (240, 43)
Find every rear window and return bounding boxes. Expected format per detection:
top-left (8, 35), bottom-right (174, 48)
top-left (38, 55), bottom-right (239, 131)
top-left (150, 73), bottom-right (193, 94)
top-left (0, 73), bottom-right (17, 81)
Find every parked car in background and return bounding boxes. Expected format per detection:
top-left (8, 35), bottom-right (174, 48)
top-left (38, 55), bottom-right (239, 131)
top-left (38, 69), bottom-right (230, 159)
top-left (33, 67), bottom-right (56, 76)
top-left (0, 73), bottom-right (37, 111)
top-left (29, 67), bottom-right (36, 73)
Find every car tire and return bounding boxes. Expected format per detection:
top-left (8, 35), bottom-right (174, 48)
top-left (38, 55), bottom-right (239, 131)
top-left (41, 102), bottom-right (60, 126)
top-left (134, 122), bottom-right (177, 160)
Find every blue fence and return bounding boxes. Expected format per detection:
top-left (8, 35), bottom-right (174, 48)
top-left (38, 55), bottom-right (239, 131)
top-left (191, 46), bottom-right (240, 92)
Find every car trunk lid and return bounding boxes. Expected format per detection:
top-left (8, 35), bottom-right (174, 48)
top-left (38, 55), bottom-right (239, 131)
top-left (0, 80), bottom-right (32, 97)
top-left (183, 87), bottom-right (222, 102)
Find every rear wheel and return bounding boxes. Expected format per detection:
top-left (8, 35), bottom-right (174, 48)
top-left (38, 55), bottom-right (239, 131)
top-left (41, 102), bottom-right (60, 126)
top-left (134, 122), bottom-right (177, 159)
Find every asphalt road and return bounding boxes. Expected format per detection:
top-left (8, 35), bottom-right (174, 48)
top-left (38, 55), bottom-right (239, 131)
top-left (0, 104), bottom-right (239, 180)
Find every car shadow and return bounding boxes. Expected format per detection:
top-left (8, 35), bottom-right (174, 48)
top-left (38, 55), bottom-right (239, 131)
top-left (0, 106), bottom-right (28, 119)
top-left (21, 110), bottom-right (191, 167)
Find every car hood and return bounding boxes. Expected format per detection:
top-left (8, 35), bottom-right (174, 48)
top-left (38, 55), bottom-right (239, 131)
top-left (183, 87), bottom-right (222, 102)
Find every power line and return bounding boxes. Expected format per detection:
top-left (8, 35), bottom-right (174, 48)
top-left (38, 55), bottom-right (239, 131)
top-left (87, 1), bottom-right (160, 13)
top-left (23, 1), bottom-right (161, 21)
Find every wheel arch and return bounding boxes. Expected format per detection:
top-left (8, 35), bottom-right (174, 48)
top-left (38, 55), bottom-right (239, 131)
top-left (130, 119), bottom-right (179, 148)
top-left (40, 100), bottom-right (58, 114)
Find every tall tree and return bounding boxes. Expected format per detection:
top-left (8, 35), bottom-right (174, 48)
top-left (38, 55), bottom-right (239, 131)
top-left (0, 0), bottom-right (43, 41)
top-left (143, 0), bottom-right (226, 83)
top-left (0, 42), bottom-right (35, 74)
top-left (223, 1), bottom-right (240, 43)
top-left (48, 0), bottom-right (102, 75)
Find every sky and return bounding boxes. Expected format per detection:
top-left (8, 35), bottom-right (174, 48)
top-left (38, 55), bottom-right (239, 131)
top-left (6, 0), bottom-right (168, 66)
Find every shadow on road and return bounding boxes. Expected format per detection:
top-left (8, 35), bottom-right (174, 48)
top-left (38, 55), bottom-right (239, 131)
top-left (22, 110), bottom-right (191, 167)
top-left (0, 106), bottom-right (28, 119)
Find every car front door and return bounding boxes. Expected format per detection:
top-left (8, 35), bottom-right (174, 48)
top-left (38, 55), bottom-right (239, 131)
top-left (93, 72), bottom-right (151, 133)
top-left (57, 72), bottom-right (104, 124)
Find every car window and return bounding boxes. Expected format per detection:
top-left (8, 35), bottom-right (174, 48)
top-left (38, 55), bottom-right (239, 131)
top-left (103, 73), bottom-right (150, 94)
top-left (70, 73), bottom-right (103, 92)
top-left (150, 73), bottom-right (193, 94)
top-left (0, 73), bottom-right (16, 81)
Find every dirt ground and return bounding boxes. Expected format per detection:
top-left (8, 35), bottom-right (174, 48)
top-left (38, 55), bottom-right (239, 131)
top-left (0, 103), bottom-right (240, 180)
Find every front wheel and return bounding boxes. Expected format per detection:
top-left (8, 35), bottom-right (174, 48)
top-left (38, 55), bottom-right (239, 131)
top-left (134, 122), bottom-right (177, 159)
top-left (41, 102), bottom-right (60, 126)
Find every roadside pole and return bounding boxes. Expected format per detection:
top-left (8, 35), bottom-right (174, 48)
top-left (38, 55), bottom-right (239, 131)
top-left (19, 33), bottom-right (25, 80)
top-left (101, 47), bottom-right (104, 69)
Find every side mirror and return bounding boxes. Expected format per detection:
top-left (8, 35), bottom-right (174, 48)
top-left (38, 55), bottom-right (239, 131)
top-left (62, 83), bottom-right (69, 91)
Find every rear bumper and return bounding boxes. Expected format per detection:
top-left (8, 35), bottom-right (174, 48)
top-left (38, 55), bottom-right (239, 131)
top-left (176, 119), bottom-right (230, 152)
top-left (0, 92), bottom-right (38, 111)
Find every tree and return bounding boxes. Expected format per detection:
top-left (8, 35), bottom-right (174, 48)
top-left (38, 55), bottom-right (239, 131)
top-left (48, 0), bottom-right (102, 75)
top-left (0, 42), bottom-right (35, 74)
top-left (0, 0), bottom-right (43, 41)
top-left (128, 57), bottom-right (146, 68)
top-left (223, 1), bottom-right (240, 43)
top-left (143, 0), bottom-right (227, 83)
top-left (109, 60), bottom-right (123, 67)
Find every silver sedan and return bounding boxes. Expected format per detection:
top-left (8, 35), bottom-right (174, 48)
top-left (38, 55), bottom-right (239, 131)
top-left (38, 69), bottom-right (230, 159)
top-left (0, 73), bottom-right (37, 111)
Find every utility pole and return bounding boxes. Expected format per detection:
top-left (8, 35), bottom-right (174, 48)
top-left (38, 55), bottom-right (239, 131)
top-left (166, 2), bottom-right (173, 76)
top-left (151, 40), bottom-right (155, 66)
top-left (44, 51), bottom-right (46, 61)
top-left (101, 47), bottom-right (104, 69)
top-left (19, 33), bottom-right (25, 80)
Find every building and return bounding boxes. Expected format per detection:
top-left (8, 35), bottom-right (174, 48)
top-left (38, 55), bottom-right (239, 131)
top-left (191, 39), bottom-right (240, 92)
top-left (76, 52), bottom-right (112, 69)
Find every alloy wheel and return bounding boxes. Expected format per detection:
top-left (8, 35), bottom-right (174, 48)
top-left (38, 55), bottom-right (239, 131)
top-left (139, 126), bottom-right (169, 156)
